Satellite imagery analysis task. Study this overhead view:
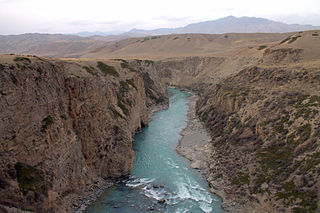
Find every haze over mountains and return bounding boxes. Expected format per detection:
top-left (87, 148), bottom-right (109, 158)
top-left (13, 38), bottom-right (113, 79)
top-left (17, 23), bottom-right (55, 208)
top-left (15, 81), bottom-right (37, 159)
top-left (128, 16), bottom-right (320, 35)
top-left (1, 16), bottom-right (319, 58)
top-left (71, 16), bottom-right (319, 37)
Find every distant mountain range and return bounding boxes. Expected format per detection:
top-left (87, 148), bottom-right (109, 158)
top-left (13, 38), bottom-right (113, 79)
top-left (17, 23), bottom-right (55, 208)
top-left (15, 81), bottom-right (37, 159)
top-left (0, 16), bottom-right (319, 57)
top-left (80, 16), bottom-right (320, 37)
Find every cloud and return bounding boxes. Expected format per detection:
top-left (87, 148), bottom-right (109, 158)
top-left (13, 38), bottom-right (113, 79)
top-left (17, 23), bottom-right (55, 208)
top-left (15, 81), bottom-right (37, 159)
top-left (0, 0), bottom-right (319, 34)
top-left (67, 20), bottom-right (94, 26)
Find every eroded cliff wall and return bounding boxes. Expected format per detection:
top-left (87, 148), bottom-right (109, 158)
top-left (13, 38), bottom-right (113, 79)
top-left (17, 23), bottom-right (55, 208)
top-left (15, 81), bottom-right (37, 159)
top-left (0, 55), bottom-right (167, 212)
top-left (196, 66), bottom-right (320, 212)
top-left (152, 31), bottom-right (320, 212)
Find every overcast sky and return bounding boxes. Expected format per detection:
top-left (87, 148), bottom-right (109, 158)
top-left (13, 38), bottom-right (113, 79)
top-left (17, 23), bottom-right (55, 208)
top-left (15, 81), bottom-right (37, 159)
top-left (0, 0), bottom-right (320, 35)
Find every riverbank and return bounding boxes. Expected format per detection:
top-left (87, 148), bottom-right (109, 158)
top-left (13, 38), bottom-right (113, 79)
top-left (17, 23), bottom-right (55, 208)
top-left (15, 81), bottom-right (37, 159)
top-left (71, 102), bottom-right (169, 212)
top-left (176, 94), bottom-right (211, 175)
top-left (178, 95), bottom-right (271, 213)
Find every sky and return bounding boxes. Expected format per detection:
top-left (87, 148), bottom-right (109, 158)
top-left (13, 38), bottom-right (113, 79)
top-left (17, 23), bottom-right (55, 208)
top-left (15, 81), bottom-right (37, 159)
top-left (0, 0), bottom-right (320, 35)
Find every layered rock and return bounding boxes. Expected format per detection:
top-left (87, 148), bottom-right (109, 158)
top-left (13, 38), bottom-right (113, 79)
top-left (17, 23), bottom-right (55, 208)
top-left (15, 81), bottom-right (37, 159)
top-left (196, 66), bottom-right (320, 212)
top-left (0, 55), bottom-right (167, 212)
top-left (153, 31), bottom-right (320, 212)
top-left (155, 56), bottom-right (225, 91)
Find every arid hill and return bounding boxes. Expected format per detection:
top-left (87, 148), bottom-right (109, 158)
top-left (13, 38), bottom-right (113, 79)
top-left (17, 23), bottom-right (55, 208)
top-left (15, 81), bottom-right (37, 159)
top-left (1, 32), bottom-right (291, 59)
top-left (129, 16), bottom-right (320, 35)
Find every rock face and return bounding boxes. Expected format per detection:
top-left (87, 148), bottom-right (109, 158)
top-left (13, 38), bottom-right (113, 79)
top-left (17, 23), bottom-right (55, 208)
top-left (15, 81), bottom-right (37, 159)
top-left (0, 30), bottom-right (319, 213)
top-left (0, 55), bottom-right (167, 212)
top-left (153, 31), bottom-right (320, 212)
top-left (155, 56), bottom-right (225, 91)
top-left (196, 66), bottom-right (320, 212)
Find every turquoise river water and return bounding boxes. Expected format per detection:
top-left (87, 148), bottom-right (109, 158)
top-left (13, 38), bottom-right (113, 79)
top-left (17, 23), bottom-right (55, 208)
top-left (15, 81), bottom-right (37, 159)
top-left (86, 88), bottom-right (224, 213)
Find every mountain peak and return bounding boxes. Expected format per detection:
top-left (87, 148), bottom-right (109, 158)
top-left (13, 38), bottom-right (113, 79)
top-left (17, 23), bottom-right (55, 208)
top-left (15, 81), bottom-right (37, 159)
top-left (128, 16), bottom-right (319, 35)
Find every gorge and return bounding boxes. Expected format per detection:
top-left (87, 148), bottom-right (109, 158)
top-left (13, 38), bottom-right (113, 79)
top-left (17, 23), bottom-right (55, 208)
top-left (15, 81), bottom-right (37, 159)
top-left (0, 30), bottom-right (319, 213)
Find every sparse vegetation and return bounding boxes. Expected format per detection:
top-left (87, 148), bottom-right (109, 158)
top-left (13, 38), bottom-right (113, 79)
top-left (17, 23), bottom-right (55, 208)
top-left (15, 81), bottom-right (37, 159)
top-left (280, 37), bottom-right (291, 44)
top-left (276, 181), bottom-right (318, 212)
top-left (96, 61), bottom-right (119, 77)
top-left (141, 37), bottom-right (150, 42)
top-left (119, 80), bottom-right (130, 93)
top-left (258, 45), bottom-right (267, 50)
top-left (41, 116), bottom-right (53, 133)
top-left (83, 66), bottom-right (97, 76)
top-left (14, 56), bottom-right (31, 63)
top-left (16, 63), bottom-right (26, 70)
top-left (120, 62), bottom-right (137, 72)
top-left (120, 62), bottom-right (129, 69)
top-left (173, 36), bottom-right (179, 40)
top-left (144, 60), bottom-right (154, 65)
top-left (297, 124), bottom-right (312, 141)
top-left (312, 33), bottom-right (318, 36)
top-left (232, 172), bottom-right (250, 185)
top-left (113, 58), bottom-right (128, 64)
top-left (126, 79), bottom-right (137, 90)
top-left (142, 72), bottom-right (154, 85)
top-left (288, 35), bottom-right (301, 44)
top-left (14, 162), bottom-right (45, 195)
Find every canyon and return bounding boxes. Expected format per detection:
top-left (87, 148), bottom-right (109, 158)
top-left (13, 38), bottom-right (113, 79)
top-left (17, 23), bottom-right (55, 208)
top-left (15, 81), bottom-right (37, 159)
top-left (0, 30), bottom-right (319, 212)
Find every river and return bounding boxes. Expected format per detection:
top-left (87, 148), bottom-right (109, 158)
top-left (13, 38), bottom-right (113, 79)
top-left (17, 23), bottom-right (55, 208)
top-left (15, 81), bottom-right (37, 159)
top-left (86, 88), bottom-right (224, 213)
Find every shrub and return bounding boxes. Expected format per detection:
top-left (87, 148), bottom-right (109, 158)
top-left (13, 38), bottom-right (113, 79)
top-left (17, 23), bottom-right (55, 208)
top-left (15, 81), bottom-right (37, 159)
top-left (120, 62), bottom-right (137, 72)
top-left (288, 35), bottom-right (301, 44)
top-left (120, 62), bottom-right (129, 69)
top-left (280, 37), bottom-right (291, 44)
top-left (141, 37), bottom-right (150, 42)
top-left (297, 124), bottom-right (312, 141)
top-left (14, 56), bottom-right (31, 63)
top-left (126, 79), bottom-right (137, 90)
top-left (151, 36), bottom-right (160, 39)
top-left (83, 66), bottom-right (97, 76)
top-left (14, 162), bottom-right (44, 195)
top-left (96, 61), bottom-right (119, 77)
top-left (119, 80), bottom-right (129, 93)
top-left (41, 116), bottom-right (53, 133)
top-left (258, 45), bottom-right (267, 50)
top-left (144, 60), bottom-right (154, 65)
top-left (232, 172), bottom-right (250, 185)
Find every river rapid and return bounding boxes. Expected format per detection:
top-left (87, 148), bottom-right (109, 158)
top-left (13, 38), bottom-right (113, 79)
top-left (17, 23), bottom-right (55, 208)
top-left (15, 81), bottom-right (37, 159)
top-left (86, 88), bottom-right (224, 213)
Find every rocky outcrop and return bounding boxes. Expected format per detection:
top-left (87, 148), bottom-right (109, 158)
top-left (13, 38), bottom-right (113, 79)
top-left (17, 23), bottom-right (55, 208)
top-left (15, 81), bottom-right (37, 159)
top-left (259, 48), bottom-right (303, 64)
top-left (155, 56), bottom-right (226, 91)
top-left (0, 55), bottom-right (167, 212)
top-left (128, 59), bottom-right (168, 109)
top-left (196, 66), bottom-right (320, 212)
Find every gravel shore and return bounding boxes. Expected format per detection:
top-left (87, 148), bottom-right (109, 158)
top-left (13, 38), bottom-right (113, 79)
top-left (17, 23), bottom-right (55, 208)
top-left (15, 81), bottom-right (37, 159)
top-left (176, 94), bottom-right (211, 175)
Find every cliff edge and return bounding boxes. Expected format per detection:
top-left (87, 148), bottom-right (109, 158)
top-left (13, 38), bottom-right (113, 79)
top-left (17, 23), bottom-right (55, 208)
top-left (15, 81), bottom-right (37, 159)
top-left (0, 55), bottom-right (167, 212)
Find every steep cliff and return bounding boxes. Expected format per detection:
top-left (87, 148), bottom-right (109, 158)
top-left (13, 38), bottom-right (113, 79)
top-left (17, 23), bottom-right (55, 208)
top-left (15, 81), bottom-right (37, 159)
top-left (0, 55), bottom-right (167, 212)
top-left (155, 56), bottom-right (226, 91)
top-left (196, 65), bottom-right (320, 212)
top-left (152, 31), bottom-right (320, 212)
